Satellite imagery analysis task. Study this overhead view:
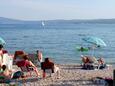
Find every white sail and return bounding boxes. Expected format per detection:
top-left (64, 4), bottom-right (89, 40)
top-left (42, 21), bottom-right (45, 26)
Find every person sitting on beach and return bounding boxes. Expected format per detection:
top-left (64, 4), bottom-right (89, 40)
top-left (81, 55), bottom-right (98, 69)
top-left (81, 55), bottom-right (90, 69)
top-left (81, 55), bottom-right (89, 64)
top-left (36, 50), bottom-right (43, 63)
top-left (41, 57), bottom-right (60, 78)
top-left (16, 54), bottom-right (40, 77)
top-left (98, 57), bottom-right (106, 69)
top-left (81, 55), bottom-right (98, 63)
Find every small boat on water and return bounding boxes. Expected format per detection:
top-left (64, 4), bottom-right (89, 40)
top-left (42, 21), bottom-right (45, 26)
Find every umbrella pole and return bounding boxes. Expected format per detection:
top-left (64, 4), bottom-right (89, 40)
top-left (91, 45), bottom-right (96, 56)
top-left (92, 49), bottom-right (94, 56)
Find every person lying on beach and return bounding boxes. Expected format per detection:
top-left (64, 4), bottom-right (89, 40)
top-left (41, 58), bottom-right (60, 78)
top-left (16, 54), bottom-right (40, 77)
top-left (0, 65), bottom-right (12, 79)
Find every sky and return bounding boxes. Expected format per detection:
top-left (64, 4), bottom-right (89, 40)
top-left (0, 0), bottom-right (115, 20)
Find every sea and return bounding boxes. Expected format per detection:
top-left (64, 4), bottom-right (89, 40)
top-left (0, 22), bottom-right (115, 64)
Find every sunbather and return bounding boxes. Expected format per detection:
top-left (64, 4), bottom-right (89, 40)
top-left (16, 54), bottom-right (40, 77)
top-left (98, 57), bottom-right (106, 69)
top-left (0, 65), bottom-right (24, 83)
top-left (81, 55), bottom-right (98, 64)
top-left (81, 55), bottom-right (98, 69)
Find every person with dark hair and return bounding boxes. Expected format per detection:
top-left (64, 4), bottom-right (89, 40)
top-left (41, 57), bottom-right (60, 78)
top-left (98, 57), bottom-right (106, 69)
top-left (41, 58), bottom-right (54, 75)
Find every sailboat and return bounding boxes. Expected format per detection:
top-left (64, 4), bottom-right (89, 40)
top-left (42, 21), bottom-right (45, 27)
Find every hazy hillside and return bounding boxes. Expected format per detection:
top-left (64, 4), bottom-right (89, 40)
top-left (0, 17), bottom-right (115, 24)
top-left (0, 17), bottom-right (40, 24)
top-left (0, 17), bottom-right (23, 24)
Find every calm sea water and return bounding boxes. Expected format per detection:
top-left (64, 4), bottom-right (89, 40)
top-left (0, 23), bottom-right (115, 64)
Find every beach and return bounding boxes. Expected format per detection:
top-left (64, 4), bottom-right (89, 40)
top-left (2, 64), bottom-right (113, 86)
top-left (1, 0), bottom-right (115, 85)
top-left (0, 20), bottom-right (115, 86)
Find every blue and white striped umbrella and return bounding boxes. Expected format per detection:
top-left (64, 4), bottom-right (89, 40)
top-left (0, 37), bottom-right (6, 45)
top-left (82, 36), bottom-right (106, 47)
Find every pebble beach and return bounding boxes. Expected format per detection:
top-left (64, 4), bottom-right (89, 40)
top-left (2, 64), bottom-right (113, 86)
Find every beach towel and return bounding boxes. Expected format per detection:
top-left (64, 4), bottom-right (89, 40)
top-left (12, 71), bottom-right (24, 79)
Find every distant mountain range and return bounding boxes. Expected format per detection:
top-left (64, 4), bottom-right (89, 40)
top-left (0, 17), bottom-right (115, 24)
top-left (0, 17), bottom-right (40, 24)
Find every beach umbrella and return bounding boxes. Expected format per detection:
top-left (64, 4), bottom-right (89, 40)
top-left (82, 36), bottom-right (106, 47)
top-left (0, 37), bottom-right (6, 45)
top-left (82, 36), bottom-right (106, 56)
